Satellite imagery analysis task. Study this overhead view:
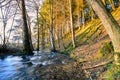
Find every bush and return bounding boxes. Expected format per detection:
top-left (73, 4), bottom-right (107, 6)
top-left (100, 41), bottom-right (114, 56)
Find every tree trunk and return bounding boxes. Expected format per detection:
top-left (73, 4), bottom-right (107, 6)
top-left (56, 25), bottom-right (60, 49)
top-left (102, 0), bottom-right (106, 5)
top-left (58, 27), bottom-right (61, 49)
top-left (21, 0), bottom-right (33, 55)
top-left (69, 0), bottom-right (75, 48)
top-left (77, 0), bottom-right (81, 30)
top-left (27, 14), bottom-right (34, 51)
top-left (90, 6), bottom-right (94, 20)
top-left (3, 23), bottom-right (6, 48)
top-left (109, 0), bottom-right (115, 10)
top-left (36, 9), bottom-right (40, 52)
top-left (49, 0), bottom-right (56, 51)
top-left (82, 9), bottom-right (85, 27)
top-left (41, 21), bottom-right (45, 51)
top-left (89, 0), bottom-right (120, 65)
top-left (61, 23), bottom-right (65, 48)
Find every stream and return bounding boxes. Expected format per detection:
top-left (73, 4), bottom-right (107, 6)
top-left (0, 51), bottom-right (69, 80)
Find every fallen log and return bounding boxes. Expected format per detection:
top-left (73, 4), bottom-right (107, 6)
top-left (82, 59), bottom-right (113, 70)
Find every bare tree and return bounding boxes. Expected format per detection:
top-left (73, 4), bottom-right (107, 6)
top-left (0, 0), bottom-right (15, 48)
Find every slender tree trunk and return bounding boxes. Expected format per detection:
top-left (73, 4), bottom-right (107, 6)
top-left (81, 0), bottom-right (85, 27)
top-left (77, 0), bottom-right (81, 30)
top-left (36, 9), bottom-right (40, 52)
top-left (41, 21), bottom-right (45, 51)
top-left (3, 23), bottom-right (6, 48)
top-left (28, 24), bottom-right (33, 50)
top-left (57, 26), bottom-right (60, 49)
top-left (61, 23), bottom-right (65, 48)
top-left (90, 6), bottom-right (94, 20)
top-left (82, 9), bottom-right (85, 27)
top-left (59, 24), bottom-right (63, 49)
top-left (55, 24), bottom-right (60, 49)
top-left (49, 0), bottom-right (56, 51)
top-left (89, 0), bottom-right (120, 65)
top-left (109, 0), bottom-right (115, 10)
top-left (21, 0), bottom-right (33, 55)
top-left (102, 0), bottom-right (106, 5)
top-left (69, 0), bottom-right (75, 48)
top-left (27, 15), bottom-right (34, 51)
top-left (78, 14), bottom-right (81, 30)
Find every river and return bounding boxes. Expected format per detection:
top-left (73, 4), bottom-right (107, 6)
top-left (0, 51), bottom-right (68, 80)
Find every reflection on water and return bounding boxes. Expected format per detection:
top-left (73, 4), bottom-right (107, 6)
top-left (0, 52), bottom-right (58, 80)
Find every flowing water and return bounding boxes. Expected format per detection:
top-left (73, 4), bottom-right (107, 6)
top-left (0, 51), bottom-right (67, 80)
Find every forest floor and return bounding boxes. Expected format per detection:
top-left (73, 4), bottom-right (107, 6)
top-left (34, 27), bottom-right (112, 80)
top-left (35, 7), bottom-right (120, 80)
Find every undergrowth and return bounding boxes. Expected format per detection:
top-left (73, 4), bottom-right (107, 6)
top-left (103, 64), bottom-right (120, 80)
top-left (96, 41), bottom-right (114, 59)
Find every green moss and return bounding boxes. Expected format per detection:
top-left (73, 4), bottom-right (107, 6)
top-left (96, 50), bottom-right (104, 59)
top-left (100, 41), bottom-right (114, 56)
top-left (61, 43), bottom-right (75, 56)
top-left (105, 63), bottom-right (113, 69)
top-left (70, 53), bottom-right (76, 59)
top-left (103, 65), bottom-right (120, 80)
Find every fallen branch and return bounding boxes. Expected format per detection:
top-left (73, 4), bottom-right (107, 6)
top-left (82, 59), bottom-right (113, 70)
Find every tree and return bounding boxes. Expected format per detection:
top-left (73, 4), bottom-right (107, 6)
top-left (88, 0), bottom-right (120, 65)
top-left (32, 0), bottom-right (41, 51)
top-left (21, 0), bottom-right (33, 55)
top-left (0, 0), bottom-right (11, 48)
top-left (0, 0), bottom-right (18, 49)
top-left (26, 14), bottom-right (34, 51)
top-left (69, 0), bottom-right (76, 48)
top-left (49, 0), bottom-right (56, 51)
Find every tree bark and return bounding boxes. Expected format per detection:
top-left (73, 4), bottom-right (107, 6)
top-left (89, 0), bottom-right (120, 65)
top-left (21, 0), bottom-right (33, 55)
top-left (69, 0), bottom-right (75, 48)
top-left (49, 0), bottom-right (56, 51)
top-left (90, 6), bottom-right (94, 20)
top-left (36, 9), bottom-right (40, 52)
top-left (41, 21), bottom-right (45, 51)
top-left (3, 22), bottom-right (6, 48)
top-left (109, 0), bottom-right (115, 10)
top-left (26, 14), bottom-right (34, 51)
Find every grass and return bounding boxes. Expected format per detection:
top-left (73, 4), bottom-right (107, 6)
top-left (100, 41), bottom-right (114, 55)
top-left (103, 65), bottom-right (120, 80)
top-left (61, 42), bottom-right (75, 56)
top-left (94, 41), bottom-right (114, 60)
